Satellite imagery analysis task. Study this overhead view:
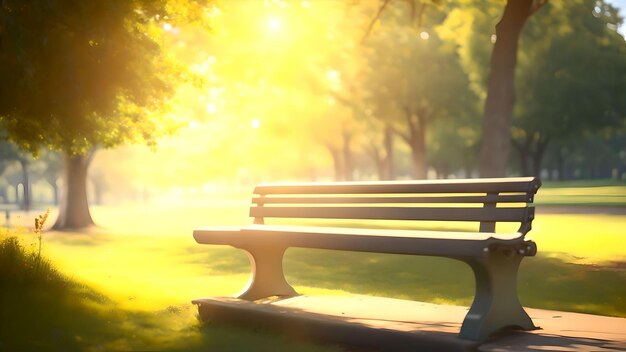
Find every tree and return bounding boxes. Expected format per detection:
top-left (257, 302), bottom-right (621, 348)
top-left (364, 9), bottom-right (475, 179)
top-left (35, 151), bottom-right (64, 205)
top-left (0, 141), bottom-right (32, 210)
top-left (512, 0), bottom-right (626, 177)
top-left (0, 0), bottom-right (180, 229)
top-left (479, 0), bottom-right (547, 177)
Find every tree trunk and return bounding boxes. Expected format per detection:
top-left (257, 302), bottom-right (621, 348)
top-left (375, 157), bottom-right (385, 180)
top-left (410, 133), bottom-right (427, 179)
top-left (14, 184), bottom-right (19, 205)
top-left (0, 186), bottom-right (7, 204)
top-left (402, 108), bottom-right (428, 179)
top-left (530, 136), bottom-right (550, 177)
top-left (434, 163), bottom-right (450, 179)
top-left (383, 125), bottom-right (394, 180)
top-left (342, 130), bottom-right (354, 181)
top-left (513, 139), bottom-right (531, 176)
top-left (52, 183), bottom-right (59, 205)
top-left (368, 125), bottom-right (395, 181)
top-left (365, 144), bottom-right (385, 181)
top-left (327, 146), bottom-right (344, 181)
top-left (53, 152), bottom-right (95, 230)
top-left (464, 164), bottom-right (473, 178)
top-left (531, 152), bottom-right (543, 177)
top-left (556, 147), bottom-right (565, 181)
top-left (18, 159), bottom-right (30, 211)
top-left (45, 176), bottom-right (60, 205)
top-left (480, 0), bottom-right (542, 177)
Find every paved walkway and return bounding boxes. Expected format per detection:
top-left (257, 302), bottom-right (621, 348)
top-left (194, 295), bottom-right (626, 351)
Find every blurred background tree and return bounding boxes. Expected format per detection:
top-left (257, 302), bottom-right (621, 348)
top-left (0, 0), bottom-right (625, 220)
top-left (513, 0), bottom-right (626, 178)
top-left (0, 0), bottom-right (192, 229)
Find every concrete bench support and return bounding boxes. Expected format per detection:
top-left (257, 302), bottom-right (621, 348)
top-left (460, 249), bottom-right (535, 340)
top-left (237, 245), bottom-right (298, 301)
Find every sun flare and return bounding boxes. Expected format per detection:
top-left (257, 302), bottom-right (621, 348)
top-left (266, 16), bottom-right (283, 32)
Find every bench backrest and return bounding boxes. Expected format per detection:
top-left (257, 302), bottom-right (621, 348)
top-left (250, 177), bottom-right (541, 234)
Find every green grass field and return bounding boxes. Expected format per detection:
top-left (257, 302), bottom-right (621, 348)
top-left (1, 182), bottom-right (625, 351)
top-left (537, 181), bottom-right (626, 206)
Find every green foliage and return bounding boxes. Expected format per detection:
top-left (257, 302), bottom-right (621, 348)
top-left (0, 0), bottom-right (180, 155)
top-left (0, 141), bottom-right (20, 175)
top-left (515, 0), bottom-right (626, 139)
top-left (0, 236), bottom-right (60, 288)
top-left (361, 1), bottom-right (479, 177)
top-left (437, 0), bottom-right (626, 178)
top-left (0, 140), bottom-right (29, 173)
top-left (506, 0), bottom-right (626, 176)
top-left (439, 0), bottom-right (502, 99)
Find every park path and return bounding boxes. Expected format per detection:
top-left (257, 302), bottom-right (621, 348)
top-left (195, 295), bottom-right (626, 352)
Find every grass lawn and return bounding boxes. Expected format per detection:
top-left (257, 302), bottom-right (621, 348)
top-left (538, 180), bottom-right (626, 206)
top-left (1, 182), bottom-right (625, 350)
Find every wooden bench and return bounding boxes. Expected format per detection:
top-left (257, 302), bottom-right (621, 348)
top-left (192, 177), bottom-right (541, 341)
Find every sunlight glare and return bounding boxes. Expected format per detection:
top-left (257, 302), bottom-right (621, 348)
top-left (163, 23), bottom-right (173, 32)
top-left (267, 16), bottom-right (283, 31)
top-left (326, 69), bottom-right (340, 81)
top-left (326, 69), bottom-right (341, 90)
top-left (250, 118), bottom-right (261, 129)
top-left (420, 31), bottom-right (430, 40)
top-left (205, 103), bottom-right (217, 114)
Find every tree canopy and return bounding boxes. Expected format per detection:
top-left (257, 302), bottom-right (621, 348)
top-left (0, 0), bottom-right (178, 155)
top-left (0, 0), bottom-right (190, 229)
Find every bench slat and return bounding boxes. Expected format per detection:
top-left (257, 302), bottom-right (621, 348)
top-left (254, 177), bottom-right (540, 195)
top-left (252, 194), bottom-right (531, 204)
top-left (250, 206), bottom-right (533, 222)
top-left (193, 225), bottom-right (527, 257)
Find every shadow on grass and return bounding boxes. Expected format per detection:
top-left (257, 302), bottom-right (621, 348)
top-left (0, 236), bottom-right (116, 351)
top-left (190, 246), bottom-right (626, 317)
top-left (0, 237), bottom-right (343, 352)
top-left (44, 230), bottom-right (115, 247)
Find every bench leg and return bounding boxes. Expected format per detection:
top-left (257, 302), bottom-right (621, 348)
top-left (460, 251), bottom-right (536, 341)
top-left (236, 245), bottom-right (298, 301)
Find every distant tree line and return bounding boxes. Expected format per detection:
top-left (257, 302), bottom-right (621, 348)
top-left (0, 0), bottom-right (625, 229)
top-left (318, 0), bottom-right (626, 182)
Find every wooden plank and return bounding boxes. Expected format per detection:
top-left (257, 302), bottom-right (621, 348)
top-left (193, 225), bottom-right (528, 256)
top-left (254, 177), bottom-right (541, 195)
top-left (250, 206), bottom-right (533, 222)
top-left (252, 194), bottom-right (531, 205)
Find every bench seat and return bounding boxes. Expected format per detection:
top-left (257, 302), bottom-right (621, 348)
top-left (194, 225), bottom-right (534, 258)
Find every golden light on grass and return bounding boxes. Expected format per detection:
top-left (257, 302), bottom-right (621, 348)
top-left (5, 199), bottom-right (617, 316)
